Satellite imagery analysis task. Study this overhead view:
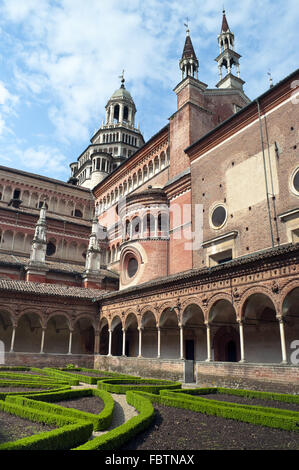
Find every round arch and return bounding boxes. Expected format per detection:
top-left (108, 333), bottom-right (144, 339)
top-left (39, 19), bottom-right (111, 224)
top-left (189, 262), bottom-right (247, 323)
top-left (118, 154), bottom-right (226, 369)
top-left (99, 317), bottom-right (109, 355)
top-left (208, 298), bottom-right (239, 362)
top-left (141, 310), bottom-right (157, 358)
top-left (0, 309), bottom-right (14, 352)
top-left (182, 303), bottom-right (206, 361)
top-left (44, 314), bottom-right (70, 354)
top-left (159, 307), bottom-right (180, 359)
top-left (281, 286), bottom-right (299, 363)
top-left (111, 315), bottom-right (123, 356)
top-left (14, 312), bottom-right (43, 353)
top-left (72, 316), bottom-right (95, 354)
top-left (124, 312), bottom-right (139, 357)
top-left (241, 292), bottom-right (280, 363)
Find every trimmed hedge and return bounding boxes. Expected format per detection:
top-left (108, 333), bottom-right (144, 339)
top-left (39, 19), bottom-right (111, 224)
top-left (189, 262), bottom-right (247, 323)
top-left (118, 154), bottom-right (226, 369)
top-left (57, 368), bottom-right (140, 385)
top-left (0, 415), bottom-right (93, 451)
top-left (133, 389), bottom-right (299, 432)
top-left (74, 390), bottom-right (155, 450)
top-left (0, 384), bottom-right (71, 400)
top-left (169, 386), bottom-right (299, 404)
top-left (32, 368), bottom-right (80, 385)
top-left (97, 377), bottom-right (182, 394)
top-left (5, 388), bottom-right (114, 431)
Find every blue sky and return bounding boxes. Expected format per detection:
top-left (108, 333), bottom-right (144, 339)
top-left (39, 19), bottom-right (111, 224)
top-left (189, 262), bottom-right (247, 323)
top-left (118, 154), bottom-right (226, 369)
top-left (0, 0), bottom-right (297, 182)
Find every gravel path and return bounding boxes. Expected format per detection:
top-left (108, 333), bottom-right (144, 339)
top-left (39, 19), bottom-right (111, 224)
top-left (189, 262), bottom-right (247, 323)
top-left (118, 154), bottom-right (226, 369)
top-left (71, 383), bottom-right (139, 439)
top-left (92, 393), bottom-right (138, 438)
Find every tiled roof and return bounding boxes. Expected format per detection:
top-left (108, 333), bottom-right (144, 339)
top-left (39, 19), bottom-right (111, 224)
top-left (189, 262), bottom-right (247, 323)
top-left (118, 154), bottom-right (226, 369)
top-left (0, 253), bottom-right (119, 279)
top-left (101, 243), bottom-right (299, 299)
top-left (0, 279), bottom-right (104, 299)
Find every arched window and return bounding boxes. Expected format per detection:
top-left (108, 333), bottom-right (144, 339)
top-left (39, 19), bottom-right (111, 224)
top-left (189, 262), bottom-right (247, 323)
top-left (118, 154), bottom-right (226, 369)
top-left (46, 241), bottom-right (56, 256)
top-left (114, 104), bottom-right (120, 122)
top-left (74, 209), bottom-right (83, 218)
top-left (123, 106), bottom-right (129, 121)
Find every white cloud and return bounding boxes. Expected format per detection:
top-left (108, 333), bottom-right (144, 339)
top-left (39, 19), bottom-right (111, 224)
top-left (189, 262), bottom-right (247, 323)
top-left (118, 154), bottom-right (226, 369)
top-left (0, 0), bottom-right (297, 179)
top-left (0, 81), bottom-right (18, 136)
top-left (4, 144), bottom-right (69, 178)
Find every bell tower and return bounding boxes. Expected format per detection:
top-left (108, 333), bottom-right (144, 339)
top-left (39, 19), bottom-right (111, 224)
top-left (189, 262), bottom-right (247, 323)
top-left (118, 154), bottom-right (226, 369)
top-left (69, 72), bottom-right (145, 189)
top-left (179, 23), bottom-right (199, 81)
top-left (215, 9), bottom-right (245, 91)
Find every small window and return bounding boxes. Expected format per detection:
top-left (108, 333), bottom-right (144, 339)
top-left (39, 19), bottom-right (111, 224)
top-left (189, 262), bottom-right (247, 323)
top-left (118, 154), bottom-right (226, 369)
top-left (127, 257), bottom-right (138, 278)
top-left (46, 241), bottom-right (56, 256)
top-left (123, 106), bottom-right (129, 121)
top-left (292, 168), bottom-right (299, 194)
top-left (13, 189), bottom-right (21, 199)
top-left (209, 249), bottom-right (233, 267)
top-left (74, 209), bottom-right (83, 218)
top-left (211, 205), bottom-right (227, 228)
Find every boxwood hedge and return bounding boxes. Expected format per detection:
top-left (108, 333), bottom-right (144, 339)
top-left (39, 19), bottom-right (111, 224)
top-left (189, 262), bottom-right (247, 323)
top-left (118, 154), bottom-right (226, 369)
top-left (74, 390), bottom-right (155, 450)
top-left (97, 377), bottom-right (182, 394)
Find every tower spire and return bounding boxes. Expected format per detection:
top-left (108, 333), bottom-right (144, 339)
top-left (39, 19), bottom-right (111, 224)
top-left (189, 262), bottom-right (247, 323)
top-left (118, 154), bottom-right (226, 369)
top-left (179, 22), bottom-right (199, 81)
top-left (215, 9), bottom-right (245, 91)
top-left (221, 8), bottom-right (230, 33)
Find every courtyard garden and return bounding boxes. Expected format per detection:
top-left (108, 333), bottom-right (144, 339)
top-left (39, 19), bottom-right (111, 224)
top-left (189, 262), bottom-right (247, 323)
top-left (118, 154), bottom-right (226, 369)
top-left (0, 365), bottom-right (298, 451)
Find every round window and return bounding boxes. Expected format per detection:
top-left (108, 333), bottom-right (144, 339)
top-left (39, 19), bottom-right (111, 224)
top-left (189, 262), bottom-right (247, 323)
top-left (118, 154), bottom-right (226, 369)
top-left (211, 205), bottom-right (227, 228)
top-left (293, 168), bottom-right (299, 193)
top-left (127, 257), bottom-right (138, 278)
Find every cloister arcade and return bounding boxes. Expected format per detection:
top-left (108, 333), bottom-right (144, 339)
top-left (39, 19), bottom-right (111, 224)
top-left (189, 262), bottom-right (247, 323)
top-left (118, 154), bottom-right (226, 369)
top-left (98, 285), bottom-right (299, 365)
top-left (0, 228), bottom-right (88, 262)
top-left (0, 182), bottom-right (93, 220)
top-left (1, 285), bottom-right (298, 366)
top-left (0, 309), bottom-right (96, 355)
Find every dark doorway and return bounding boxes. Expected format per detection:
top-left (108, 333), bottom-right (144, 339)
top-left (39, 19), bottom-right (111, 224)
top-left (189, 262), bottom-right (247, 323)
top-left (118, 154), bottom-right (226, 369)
top-left (226, 340), bottom-right (237, 362)
top-left (185, 339), bottom-right (195, 360)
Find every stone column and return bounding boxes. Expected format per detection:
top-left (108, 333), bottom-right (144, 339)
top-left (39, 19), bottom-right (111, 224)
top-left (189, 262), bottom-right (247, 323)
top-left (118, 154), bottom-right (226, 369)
top-left (122, 328), bottom-right (126, 356)
top-left (238, 320), bottom-right (245, 363)
top-left (68, 331), bottom-right (73, 355)
top-left (138, 327), bottom-right (143, 358)
top-left (154, 215), bottom-right (158, 237)
top-left (179, 324), bottom-right (184, 360)
top-left (157, 327), bottom-right (161, 358)
top-left (40, 328), bottom-right (46, 354)
top-left (205, 323), bottom-right (211, 362)
top-left (10, 326), bottom-right (16, 352)
top-left (94, 331), bottom-right (100, 354)
top-left (278, 317), bottom-right (287, 364)
top-left (108, 329), bottom-right (112, 356)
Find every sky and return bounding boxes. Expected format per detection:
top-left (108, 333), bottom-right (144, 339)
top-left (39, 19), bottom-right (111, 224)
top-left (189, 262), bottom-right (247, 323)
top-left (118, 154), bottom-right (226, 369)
top-left (0, 0), bottom-right (297, 182)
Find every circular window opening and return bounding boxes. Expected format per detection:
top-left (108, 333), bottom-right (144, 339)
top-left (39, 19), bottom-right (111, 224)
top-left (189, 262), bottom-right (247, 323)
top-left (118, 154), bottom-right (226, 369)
top-left (293, 169), bottom-right (299, 193)
top-left (46, 241), bottom-right (56, 256)
top-left (211, 205), bottom-right (227, 228)
top-left (127, 257), bottom-right (138, 278)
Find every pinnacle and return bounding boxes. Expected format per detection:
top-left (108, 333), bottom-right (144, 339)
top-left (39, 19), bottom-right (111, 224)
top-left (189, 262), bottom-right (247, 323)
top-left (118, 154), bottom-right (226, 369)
top-left (182, 35), bottom-right (197, 60)
top-left (221, 9), bottom-right (230, 32)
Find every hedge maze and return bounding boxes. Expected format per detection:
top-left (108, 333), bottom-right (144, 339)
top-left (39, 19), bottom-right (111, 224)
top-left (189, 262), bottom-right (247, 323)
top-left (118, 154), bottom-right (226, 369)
top-left (0, 366), bottom-right (298, 450)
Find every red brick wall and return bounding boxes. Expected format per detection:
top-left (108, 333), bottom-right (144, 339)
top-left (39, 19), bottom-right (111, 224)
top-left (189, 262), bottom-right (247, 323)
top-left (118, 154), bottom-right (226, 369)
top-left (197, 361), bottom-right (299, 385)
top-left (190, 93), bottom-right (299, 268)
top-left (169, 190), bottom-right (193, 274)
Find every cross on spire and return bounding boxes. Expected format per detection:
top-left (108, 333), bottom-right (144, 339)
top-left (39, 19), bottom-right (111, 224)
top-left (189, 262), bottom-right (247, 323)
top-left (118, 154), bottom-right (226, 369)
top-left (184, 17), bottom-right (190, 36)
top-left (119, 69), bottom-right (125, 87)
